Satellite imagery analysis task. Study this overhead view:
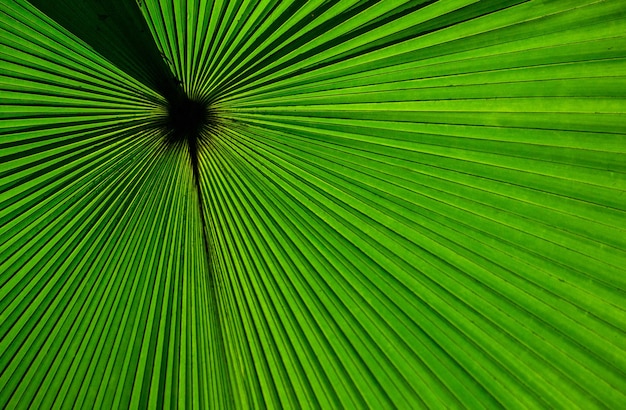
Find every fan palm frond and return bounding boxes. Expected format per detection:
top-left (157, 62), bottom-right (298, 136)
top-left (2, 0), bottom-right (626, 408)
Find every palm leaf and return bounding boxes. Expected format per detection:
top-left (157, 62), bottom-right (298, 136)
top-left (1, 0), bottom-right (625, 408)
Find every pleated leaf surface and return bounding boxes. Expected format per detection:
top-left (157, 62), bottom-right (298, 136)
top-left (1, 0), bottom-right (626, 408)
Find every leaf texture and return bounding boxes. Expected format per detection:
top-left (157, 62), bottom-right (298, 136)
top-left (1, 0), bottom-right (626, 408)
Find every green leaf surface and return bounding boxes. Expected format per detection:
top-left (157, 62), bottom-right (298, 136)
top-left (1, 0), bottom-right (625, 408)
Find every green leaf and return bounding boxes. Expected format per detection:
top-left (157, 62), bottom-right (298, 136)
top-left (2, 0), bottom-right (625, 408)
